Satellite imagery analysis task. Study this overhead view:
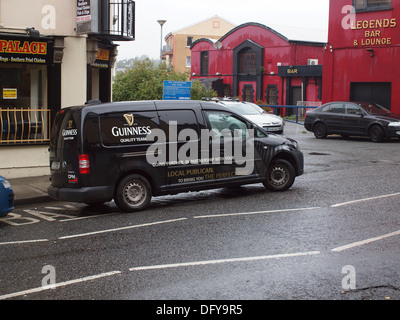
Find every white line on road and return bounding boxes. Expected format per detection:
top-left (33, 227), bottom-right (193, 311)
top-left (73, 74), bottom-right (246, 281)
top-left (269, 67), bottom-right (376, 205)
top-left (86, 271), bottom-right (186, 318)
top-left (0, 271), bottom-right (121, 300)
top-left (193, 207), bottom-right (321, 219)
top-left (129, 251), bottom-right (321, 271)
top-left (0, 239), bottom-right (48, 246)
top-left (331, 192), bottom-right (400, 208)
top-left (331, 229), bottom-right (400, 252)
top-left (58, 218), bottom-right (187, 240)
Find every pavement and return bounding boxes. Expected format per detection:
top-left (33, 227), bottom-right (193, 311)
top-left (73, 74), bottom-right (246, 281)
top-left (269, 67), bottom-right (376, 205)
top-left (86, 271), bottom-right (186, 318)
top-left (9, 175), bottom-right (52, 207)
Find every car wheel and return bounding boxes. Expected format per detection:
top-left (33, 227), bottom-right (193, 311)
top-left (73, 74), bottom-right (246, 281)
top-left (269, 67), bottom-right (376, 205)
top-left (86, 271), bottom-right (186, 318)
top-left (369, 125), bottom-right (384, 142)
top-left (115, 174), bottom-right (152, 212)
top-left (313, 123), bottom-right (327, 139)
top-left (263, 159), bottom-right (295, 192)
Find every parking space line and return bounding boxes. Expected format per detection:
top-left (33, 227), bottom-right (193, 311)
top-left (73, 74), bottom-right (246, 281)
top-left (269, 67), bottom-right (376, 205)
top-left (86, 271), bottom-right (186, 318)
top-left (193, 207), bottom-right (321, 219)
top-left (331, 192), bottom-right (400, 208)
top-left (0, 239), bottom-right (48, 246)
top-left (58, 218), bottom-right (187, 240)
top-left (129, 251), bottom-right (321, 271)
top-left (331, 229), bottom-right (400, 252)
top-left (0, 271), bottom-right (121, 300)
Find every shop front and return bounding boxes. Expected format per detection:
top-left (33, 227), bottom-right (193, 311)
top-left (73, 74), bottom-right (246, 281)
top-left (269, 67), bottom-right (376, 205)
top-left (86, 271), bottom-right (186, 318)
top-left (0, 34), bottom-right (55, 146)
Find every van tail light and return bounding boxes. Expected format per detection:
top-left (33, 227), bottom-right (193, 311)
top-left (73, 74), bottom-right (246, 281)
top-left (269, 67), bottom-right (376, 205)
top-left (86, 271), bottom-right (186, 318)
top-left (79, 154), bottom-right (91, 174)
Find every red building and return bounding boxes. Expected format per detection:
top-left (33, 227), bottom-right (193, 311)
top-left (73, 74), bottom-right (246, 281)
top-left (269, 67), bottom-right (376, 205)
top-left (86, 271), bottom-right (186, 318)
top-left (190, 23), bottom-right (325, 106)
top-left (323, 0), bottom-right (399, 113)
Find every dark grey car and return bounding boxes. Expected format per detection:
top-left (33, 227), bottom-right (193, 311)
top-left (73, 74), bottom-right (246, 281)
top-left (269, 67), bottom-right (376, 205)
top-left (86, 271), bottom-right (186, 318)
top-left (304, 102), bottom-right (400, 142)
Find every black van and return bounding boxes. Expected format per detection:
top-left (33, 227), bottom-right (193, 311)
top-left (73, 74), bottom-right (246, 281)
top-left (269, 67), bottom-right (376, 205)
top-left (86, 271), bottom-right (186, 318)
top-left (48, 100), bottom-right (303, 212)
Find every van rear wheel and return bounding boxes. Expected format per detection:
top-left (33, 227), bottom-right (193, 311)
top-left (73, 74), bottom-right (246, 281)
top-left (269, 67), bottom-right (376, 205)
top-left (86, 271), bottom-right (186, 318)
top-left (115, 174), bottom-right (152, 212)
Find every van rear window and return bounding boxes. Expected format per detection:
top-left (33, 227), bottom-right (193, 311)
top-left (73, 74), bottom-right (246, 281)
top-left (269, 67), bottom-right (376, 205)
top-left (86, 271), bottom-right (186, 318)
top-left (100, 111), bottom-right (159, 146)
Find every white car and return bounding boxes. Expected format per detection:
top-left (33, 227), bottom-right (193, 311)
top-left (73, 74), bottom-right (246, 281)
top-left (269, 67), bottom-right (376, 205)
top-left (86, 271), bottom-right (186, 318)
top-left (218, 101), bottom-right (284, 134)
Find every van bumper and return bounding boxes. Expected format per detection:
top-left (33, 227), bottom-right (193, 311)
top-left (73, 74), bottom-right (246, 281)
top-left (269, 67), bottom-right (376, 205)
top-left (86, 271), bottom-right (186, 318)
top-left (48, 186), bottom-right (114, 204)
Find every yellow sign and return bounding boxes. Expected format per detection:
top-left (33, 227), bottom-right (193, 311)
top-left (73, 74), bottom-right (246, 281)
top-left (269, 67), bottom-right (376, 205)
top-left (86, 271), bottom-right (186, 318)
top-left (3, 88), bottom-right (17, 100)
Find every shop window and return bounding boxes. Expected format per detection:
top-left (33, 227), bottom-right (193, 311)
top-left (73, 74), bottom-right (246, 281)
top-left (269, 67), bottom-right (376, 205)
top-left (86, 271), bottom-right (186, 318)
top-left (239, 48), bottom-right (257, 75)
top-left (354, 0), bottom-right (392, 11)
top-left (200, 51), bottom-right (209, 75)
top-left (1, 64), bottom-right (50, 145)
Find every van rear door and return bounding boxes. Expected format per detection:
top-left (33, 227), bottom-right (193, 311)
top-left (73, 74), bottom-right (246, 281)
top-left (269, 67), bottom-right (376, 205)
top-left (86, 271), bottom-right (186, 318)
top-left (49, 108), bottom-right (82, 188)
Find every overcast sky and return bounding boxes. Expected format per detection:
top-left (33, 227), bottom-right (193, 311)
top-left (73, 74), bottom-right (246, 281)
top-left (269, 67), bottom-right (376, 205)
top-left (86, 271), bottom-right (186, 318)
top-left (115, 0), bottom-right (330, 61)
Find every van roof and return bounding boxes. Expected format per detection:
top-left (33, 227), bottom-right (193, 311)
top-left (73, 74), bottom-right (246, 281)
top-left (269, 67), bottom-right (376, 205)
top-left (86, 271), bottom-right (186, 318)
top-left (63, 100), bottom-right (229, 115)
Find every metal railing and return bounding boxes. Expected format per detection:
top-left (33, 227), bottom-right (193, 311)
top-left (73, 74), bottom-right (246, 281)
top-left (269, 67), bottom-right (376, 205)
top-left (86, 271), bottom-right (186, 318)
top-left (0, 108), bottom-right (51, 145)
top-left (260, 105), bottom-right (318, 125)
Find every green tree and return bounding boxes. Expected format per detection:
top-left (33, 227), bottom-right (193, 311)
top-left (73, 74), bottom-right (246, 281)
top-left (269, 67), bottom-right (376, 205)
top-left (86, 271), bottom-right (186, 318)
top-left (113, 58), bottom-right (216, 101)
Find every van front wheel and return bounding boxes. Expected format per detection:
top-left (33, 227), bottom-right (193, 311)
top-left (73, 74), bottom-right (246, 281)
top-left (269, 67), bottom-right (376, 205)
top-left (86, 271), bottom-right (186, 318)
top-left (115, 174), bottom-right (152, 212)
top-left (263, 159), bottom-right (295, 192)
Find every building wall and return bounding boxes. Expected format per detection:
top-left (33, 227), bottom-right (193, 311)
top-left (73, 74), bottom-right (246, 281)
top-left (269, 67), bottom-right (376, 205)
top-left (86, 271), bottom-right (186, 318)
top-left (165, 16), bottom-right (235, 74)
top-left (191, 23), bottom-right (325, 105)
top-left (0, 0), bottom-right (76, 36)
top-left (61, 36), bottom-right (87, 107)
top-left (323, 0), bottom-right (400, 113)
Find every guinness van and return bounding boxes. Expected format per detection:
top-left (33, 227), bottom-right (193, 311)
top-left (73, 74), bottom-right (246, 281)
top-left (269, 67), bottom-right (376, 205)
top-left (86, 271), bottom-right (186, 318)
top-left (48, 100), bottom-right (303, 212)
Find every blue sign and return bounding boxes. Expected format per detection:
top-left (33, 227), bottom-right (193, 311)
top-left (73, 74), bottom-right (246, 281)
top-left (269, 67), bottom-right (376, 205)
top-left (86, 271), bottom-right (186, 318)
top-left (163, 81), bottom-right (192, 100)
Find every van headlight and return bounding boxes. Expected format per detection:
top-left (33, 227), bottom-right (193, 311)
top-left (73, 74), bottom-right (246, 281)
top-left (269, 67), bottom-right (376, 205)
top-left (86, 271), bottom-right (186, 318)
top-left (286, 139), bottom-right (300, 151)
top-left (388, 122), bottom-right (400, 127)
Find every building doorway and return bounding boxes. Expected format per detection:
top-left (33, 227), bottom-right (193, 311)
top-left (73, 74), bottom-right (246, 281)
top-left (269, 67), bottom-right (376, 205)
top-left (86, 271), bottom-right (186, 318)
top-left (350, 82), bottom-right (392, 110)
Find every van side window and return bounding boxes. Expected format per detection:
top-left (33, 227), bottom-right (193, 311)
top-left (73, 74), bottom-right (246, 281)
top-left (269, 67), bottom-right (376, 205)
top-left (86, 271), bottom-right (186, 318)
top-left (158, 110), bottom-right (200, 141)
top-left (100, 111), bottom-right (159, 147)
top-left (205, 111), bottom-right (248, 134)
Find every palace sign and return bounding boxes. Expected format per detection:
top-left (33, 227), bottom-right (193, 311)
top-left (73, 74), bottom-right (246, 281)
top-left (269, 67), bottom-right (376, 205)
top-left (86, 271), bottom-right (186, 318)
top-left (0, 36), bottom-right (53, 65)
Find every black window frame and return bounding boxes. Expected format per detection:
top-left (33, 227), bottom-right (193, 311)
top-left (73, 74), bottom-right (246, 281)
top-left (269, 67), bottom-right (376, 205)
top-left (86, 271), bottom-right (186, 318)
top-left (186, 36), bottom-right (194, 47)
top-left (239, 48), bottom-right (257, 75)
top-left (266, 85), bottom-right (279, 105)
top-left (353, 0), bottom-right (392, 12)
top-left (200, 51), bottom-right (209, 76)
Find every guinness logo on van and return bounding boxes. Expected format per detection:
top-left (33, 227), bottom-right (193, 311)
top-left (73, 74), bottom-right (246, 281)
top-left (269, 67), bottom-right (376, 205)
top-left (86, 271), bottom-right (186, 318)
top-left (124, 114), bottom-right (135, 126)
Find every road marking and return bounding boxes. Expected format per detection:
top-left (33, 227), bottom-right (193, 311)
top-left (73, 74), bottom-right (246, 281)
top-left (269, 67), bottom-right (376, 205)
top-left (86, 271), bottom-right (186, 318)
top-left (331, 192), bottom-right (400, 208)
top-left (58, 218), bottom-right (187, 240)
top-left (0, 271), bottom-right (121, 300)
top-left (332, 229), bottom-right (400, 252)
top-left (0, 239), bottom-right (48, 246)
top-left (59, 212), bottom-right (116, 222)
top-left (129, 251), bottom-right (321, 271)
top-left (193, 207), bottom-right (321, 219)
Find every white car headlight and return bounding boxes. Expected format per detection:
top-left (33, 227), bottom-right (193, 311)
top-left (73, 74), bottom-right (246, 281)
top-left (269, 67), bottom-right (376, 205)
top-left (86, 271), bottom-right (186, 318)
top-left (388, 122), bottom-right (400, 127)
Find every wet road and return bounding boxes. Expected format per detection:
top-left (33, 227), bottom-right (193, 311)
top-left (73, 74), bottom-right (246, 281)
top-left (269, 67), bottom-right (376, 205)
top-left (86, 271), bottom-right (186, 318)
top-left (1, 123), bottom-right (400, 301)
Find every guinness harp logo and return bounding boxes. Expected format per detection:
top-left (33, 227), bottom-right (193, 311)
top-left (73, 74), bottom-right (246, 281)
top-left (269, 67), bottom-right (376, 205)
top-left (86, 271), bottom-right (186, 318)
top-left (124, 114), bottom-right (135, 126)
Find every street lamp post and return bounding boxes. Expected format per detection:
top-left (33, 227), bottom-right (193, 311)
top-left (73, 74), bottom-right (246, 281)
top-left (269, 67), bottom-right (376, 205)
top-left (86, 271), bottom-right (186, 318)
top-left (157, 20), bottom-right (167, 62)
